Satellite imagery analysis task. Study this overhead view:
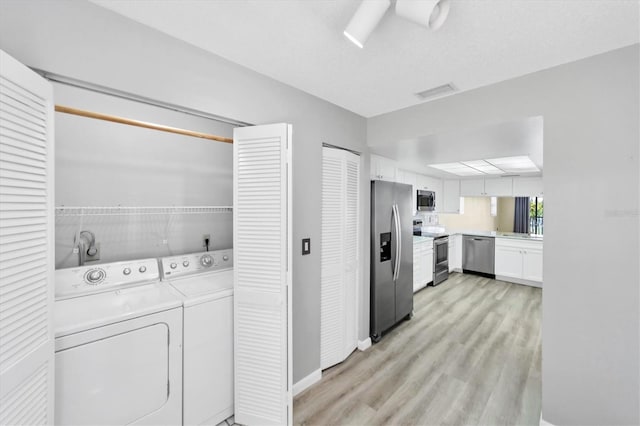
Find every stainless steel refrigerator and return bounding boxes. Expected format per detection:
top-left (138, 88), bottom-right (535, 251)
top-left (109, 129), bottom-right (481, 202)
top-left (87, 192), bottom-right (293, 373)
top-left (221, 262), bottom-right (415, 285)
top-left (370, 180), bottom-right (413, 343)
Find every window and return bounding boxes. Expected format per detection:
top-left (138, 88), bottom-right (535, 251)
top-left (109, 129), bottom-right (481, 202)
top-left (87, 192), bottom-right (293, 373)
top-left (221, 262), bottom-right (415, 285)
top-left (530, 197), bottom-right (543, 235)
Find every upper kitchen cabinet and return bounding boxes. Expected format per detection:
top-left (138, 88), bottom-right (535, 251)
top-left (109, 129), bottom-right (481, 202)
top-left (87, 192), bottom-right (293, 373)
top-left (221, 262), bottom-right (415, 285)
top-left (513, 177), bottom-right (543, 196)
top-left (484, 178), bottom-right (513, 196)
top-left (460, 179), bottom-right (485, 196)
top-left (370, 154), bottom-right (397, 181)
top-left (397, 170), bottom-right (417, 214)
top-left (442, 180), bottom-right (461, 213)
top-left (396, 169), bottom-right (416, 187)
top-left (460, 178), bottom-right (513, 197)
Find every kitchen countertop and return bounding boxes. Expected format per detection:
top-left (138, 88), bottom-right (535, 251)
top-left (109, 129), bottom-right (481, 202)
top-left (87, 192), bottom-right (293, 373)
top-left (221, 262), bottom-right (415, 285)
top-left (448, 230), bottom-right (543, 241)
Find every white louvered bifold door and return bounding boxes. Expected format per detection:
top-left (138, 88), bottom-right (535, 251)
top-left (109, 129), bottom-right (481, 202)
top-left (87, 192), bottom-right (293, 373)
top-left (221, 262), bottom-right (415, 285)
top-left (0, 50), bottom-right (55, 425)
top-left (233, 123), bottom-right (292, 426)
top-left (320, 147), bottom-right (359, 370)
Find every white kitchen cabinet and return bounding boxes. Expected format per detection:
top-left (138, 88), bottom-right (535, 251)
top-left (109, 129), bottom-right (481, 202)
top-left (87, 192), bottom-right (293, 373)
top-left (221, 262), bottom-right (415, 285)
top-left (513, 176), bottom-right (544, 197)
top-left (460, 178), bottom-right (514, 196)
top-left (370, 154), bottom-right (397, 181)
top-left (460, 179), bottom-right (485, 196)
top-left (442, 180), bottom-right (461, 213)
top-left (495, 244), bottom-right (523, 279)
top-left (396, 169), bottom-right (416, 186)
top-left (425, 246), bottom-right (433, 288)
top-left (484, 178), bottom-right (513, 196)
top-left (522, 248), bottom-right (543, 282)
top-left (495, 238), bottom-right (543, 287)
top-left (413, 238), bottom-right (433, 292)
top-left (448, 234), bottom-right (463, 272)
top-left (397, 169), bottom-right (417, 214)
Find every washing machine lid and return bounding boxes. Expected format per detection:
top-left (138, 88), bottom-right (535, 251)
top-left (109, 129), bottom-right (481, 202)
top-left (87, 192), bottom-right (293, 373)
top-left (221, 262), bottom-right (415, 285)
top-left (169, 268), bottom-right (233, 307)
top-left (54, 283), bottom-right (182, 337)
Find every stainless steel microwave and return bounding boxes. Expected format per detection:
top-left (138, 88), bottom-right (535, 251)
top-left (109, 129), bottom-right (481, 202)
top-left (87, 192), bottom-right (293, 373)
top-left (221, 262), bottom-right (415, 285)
top-left (417, 190), bottom-right (435, 211)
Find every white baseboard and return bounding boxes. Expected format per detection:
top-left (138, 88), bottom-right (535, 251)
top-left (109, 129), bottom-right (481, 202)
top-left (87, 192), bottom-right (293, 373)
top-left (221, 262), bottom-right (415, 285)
top-left (357, 337), bottom-right (371, 351)
top-left (540, 415), bottom-right (554, 426)
top-left (292, 368), bottom-right (322, 397)
top-left (496, 275), bottom-right (543, 288)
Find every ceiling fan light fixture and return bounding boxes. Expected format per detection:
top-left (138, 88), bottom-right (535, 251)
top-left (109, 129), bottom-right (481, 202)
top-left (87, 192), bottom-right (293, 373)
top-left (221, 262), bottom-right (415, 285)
top-left (343, 0), bottom-right (391, 48)
top-left (396, 0), bottom-right (451, 31)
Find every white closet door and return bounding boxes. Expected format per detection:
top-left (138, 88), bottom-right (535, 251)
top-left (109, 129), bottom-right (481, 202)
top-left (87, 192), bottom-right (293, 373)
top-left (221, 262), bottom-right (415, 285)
top-left (321, 147), bottom-right (359, 370)
top-left (0, 50), bottom-right (55, 425)
top-left (233, 123), bottom-right (292, 426)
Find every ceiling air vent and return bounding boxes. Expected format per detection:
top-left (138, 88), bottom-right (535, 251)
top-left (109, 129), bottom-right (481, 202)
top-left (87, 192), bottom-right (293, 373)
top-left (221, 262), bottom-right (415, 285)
top-left (415, 83), bottom-right (457, 100)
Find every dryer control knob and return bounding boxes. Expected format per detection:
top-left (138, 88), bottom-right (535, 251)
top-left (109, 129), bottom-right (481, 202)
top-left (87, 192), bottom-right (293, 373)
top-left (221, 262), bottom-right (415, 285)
top-left (139, 266), bottom-right (147, 273)
top-left (183, 260), bottom-right (190, 267)
top-left (123, 267), bottom-right (131, 275)
top-left (85, 269), bottom-right (105, 284)
top-left (200, 255), bottom-right (213, 267)
top-left (170, 262), bottom-right (177, 269)
top-left (222, 255), bottom-right (229, 261)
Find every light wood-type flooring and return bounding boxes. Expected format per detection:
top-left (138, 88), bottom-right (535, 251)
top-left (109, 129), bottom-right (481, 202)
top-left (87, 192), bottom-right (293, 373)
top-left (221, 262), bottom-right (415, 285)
top-left (294, 272), bottom-right (542, 426)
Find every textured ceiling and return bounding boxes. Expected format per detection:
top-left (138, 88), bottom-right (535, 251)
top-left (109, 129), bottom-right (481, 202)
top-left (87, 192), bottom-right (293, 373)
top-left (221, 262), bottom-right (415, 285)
top-left (91, 0), bottom-right (639, 117)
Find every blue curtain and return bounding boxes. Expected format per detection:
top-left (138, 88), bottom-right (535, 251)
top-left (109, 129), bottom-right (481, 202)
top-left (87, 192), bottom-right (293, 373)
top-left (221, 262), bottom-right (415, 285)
top-left (514, 197), bottom-right (530, 234)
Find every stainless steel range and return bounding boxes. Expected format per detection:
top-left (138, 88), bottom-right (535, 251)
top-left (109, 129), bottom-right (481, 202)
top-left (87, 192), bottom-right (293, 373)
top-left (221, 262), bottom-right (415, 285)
top-left (428, 234), bottom-right (449, 285)
top-left (414, 220), bottom-right (450, 286)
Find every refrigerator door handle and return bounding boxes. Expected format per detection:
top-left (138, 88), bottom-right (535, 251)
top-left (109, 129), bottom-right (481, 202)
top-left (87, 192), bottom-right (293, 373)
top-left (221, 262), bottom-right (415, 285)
top-left (396, 203), bottom-right (402, 281)
top-left (392, 203), bottom-right (401, 282)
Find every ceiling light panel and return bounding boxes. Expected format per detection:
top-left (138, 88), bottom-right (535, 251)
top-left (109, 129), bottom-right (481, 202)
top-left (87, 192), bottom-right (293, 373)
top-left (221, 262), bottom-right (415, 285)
top-left (461, 160), bottom-right (504, 174)
top-left (429, 155), bottom-right (539, 177)
top-left (428, 162), bottom-right (484, 176)
top-left (486, 156), bottom-right (539, 172)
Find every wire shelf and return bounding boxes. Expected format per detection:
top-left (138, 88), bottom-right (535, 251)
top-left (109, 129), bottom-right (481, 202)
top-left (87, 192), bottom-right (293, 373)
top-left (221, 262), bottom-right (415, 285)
top-left (55, 206), bottom-right (233, 217)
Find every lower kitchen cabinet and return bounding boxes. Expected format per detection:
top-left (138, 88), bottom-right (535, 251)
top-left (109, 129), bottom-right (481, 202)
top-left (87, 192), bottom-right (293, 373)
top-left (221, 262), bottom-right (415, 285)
top-left (448, 234), bottom-right (462, 272)
top-left (495, 238), bottom-right (543, 287)
top-left (413, 238), bottom-right (433, 292)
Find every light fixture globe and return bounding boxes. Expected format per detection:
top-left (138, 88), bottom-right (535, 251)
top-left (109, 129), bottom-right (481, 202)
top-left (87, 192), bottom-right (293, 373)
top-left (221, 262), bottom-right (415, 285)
top-left (343, 0), bottom-right (392, 48)
top-left (395, 0), bottom-right (451, 31)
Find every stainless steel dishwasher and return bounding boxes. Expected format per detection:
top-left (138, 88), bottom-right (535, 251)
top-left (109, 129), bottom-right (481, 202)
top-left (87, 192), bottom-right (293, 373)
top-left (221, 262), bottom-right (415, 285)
top-left (462, 235), bottom-right (495, 277)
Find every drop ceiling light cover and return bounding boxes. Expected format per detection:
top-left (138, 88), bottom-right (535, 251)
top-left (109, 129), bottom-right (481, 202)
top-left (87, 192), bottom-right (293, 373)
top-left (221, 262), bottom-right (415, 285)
top-left (429, 156), bottom-right (539, 176)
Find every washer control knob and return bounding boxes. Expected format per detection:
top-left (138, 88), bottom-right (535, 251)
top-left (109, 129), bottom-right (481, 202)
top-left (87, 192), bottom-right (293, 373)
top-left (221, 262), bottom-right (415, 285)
top-left (123, 267), bottom-right (131, 275)
top-left (183, 260), bottom-right (190, 267)
top-left (85, 269), bottom-right (105, 284)
top-left (222, 255), bottom-right (229, 261)
top-left (200, 255), bottom-right (213, 267)
top-left (170, 262), bottom-right (177, 269)
top-left (139, 266), bottom-right (147, 273)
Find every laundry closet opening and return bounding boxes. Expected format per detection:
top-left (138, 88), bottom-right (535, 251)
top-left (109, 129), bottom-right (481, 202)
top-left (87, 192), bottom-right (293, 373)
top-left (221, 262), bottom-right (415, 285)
top-left (52, 79), bottom-right (241, 267)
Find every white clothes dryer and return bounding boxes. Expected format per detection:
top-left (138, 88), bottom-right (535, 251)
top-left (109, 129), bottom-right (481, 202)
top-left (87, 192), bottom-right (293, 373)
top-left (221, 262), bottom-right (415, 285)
top-left (160, 249), bottom-right (234, 426)
top-left (54, 258), bottom-right (183, 426)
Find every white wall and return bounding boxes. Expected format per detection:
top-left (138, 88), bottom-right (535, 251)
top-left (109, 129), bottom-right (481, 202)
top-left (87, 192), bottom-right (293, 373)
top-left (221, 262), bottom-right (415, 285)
top-left (0, 0), bottom-right (369, 383)
top-left (369, 45), bottom-right (640, 425)
top-left (54, 83), bottom-right (235, 268)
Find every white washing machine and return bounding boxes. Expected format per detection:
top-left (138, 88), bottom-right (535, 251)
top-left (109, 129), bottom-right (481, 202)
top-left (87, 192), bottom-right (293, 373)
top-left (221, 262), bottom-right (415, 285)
top-left (54, 258), bottom-right (183, 426)
top-left (160, 249), bottom-right (234, 426)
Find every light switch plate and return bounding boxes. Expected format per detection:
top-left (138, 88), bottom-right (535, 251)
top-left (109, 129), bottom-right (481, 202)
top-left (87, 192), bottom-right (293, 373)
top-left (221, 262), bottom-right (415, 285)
top-left (302, 238), bottom-right (311, 255)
